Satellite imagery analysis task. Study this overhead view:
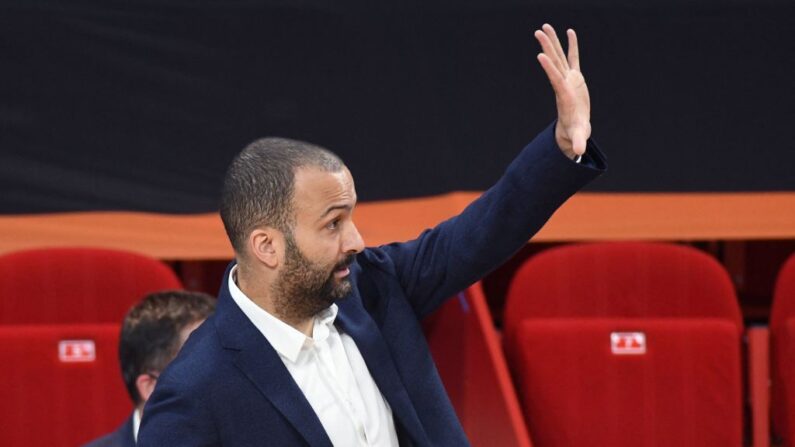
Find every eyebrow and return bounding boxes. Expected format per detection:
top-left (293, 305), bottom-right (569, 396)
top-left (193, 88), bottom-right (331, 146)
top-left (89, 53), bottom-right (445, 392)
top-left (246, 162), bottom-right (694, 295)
top-left (319, 204), bottom-right (353, 220)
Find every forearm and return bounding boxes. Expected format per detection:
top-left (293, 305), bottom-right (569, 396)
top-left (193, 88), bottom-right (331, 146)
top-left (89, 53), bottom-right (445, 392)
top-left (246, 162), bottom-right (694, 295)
top-left (385, 122), bottom-right (606, 317)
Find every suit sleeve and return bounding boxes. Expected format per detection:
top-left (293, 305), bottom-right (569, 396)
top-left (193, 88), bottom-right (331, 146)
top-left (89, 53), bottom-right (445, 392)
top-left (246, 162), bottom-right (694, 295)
top-left (137, 372), bottom-right (220, 447)
top-left (378, 122), bottom-right (607, 318)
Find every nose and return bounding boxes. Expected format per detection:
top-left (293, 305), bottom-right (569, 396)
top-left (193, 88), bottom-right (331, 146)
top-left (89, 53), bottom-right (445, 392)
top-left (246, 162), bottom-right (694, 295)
top-left (343, 221), bottom-right (365, 255)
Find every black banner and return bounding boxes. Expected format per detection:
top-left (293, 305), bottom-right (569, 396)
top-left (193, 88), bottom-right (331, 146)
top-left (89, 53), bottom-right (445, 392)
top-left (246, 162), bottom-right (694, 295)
top-left (1, 1), bottom-right (793, 213)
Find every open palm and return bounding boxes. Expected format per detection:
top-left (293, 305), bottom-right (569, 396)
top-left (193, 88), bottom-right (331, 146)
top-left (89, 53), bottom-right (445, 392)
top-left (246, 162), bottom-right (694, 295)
top-left (534, 24), bottom-right (591, 159)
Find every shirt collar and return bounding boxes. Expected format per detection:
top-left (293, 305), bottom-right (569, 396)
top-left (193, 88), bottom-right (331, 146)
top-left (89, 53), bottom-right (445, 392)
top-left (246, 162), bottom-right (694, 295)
top-left (133, 407), bottom-right (141, 441)
top-left (228, 265), bottom-right (338, 363)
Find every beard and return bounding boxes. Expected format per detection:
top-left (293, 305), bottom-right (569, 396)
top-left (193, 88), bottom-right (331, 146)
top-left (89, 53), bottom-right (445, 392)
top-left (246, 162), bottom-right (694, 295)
top-left (271, 232), bottom-right (355, 322)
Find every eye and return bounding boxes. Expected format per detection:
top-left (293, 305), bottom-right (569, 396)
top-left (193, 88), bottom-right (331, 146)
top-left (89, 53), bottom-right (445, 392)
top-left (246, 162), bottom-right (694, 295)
top-left (325, 218), bottom-right (340, 230)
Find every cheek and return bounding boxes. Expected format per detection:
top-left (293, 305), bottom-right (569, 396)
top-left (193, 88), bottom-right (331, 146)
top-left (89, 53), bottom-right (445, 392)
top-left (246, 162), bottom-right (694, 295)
top-left (322, 245), bottom-right (342, 267)
top-left (304, 236), bottom-right (341, 266)
top-left (292, 223), bottom-right (345, 263)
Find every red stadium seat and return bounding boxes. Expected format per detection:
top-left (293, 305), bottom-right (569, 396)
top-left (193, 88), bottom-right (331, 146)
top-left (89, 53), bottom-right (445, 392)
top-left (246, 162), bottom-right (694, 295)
top-left (503, 242), bottom-right (744, 447)
top-left (0, 247), bottom-right (182, 324)
top-left (0, 324), bottom-right (131, 446)
top-left (772, 252), bottom-right (795, 446)
top-left (425, 283), bottom-right (533, 447)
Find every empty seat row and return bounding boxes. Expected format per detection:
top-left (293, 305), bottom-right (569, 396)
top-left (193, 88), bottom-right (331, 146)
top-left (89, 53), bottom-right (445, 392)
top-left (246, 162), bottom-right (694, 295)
top-left (2, 244), bottom-right (795, 446)
top-left (502, 242), bottom-right (795, 447)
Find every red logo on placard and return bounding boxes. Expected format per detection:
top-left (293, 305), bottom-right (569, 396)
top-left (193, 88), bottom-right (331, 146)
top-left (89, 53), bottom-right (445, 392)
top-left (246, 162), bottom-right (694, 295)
top-left (610, 332), bottom-right (646, 355)
top-left (58, 340), bottom-right (96, 362)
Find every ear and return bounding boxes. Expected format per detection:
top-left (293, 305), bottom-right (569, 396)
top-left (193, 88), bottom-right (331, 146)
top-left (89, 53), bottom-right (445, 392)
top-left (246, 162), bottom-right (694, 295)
top-left (248, 227), bottom-right (282, 268)
top-left (135, 373), bottom-right (159, 403)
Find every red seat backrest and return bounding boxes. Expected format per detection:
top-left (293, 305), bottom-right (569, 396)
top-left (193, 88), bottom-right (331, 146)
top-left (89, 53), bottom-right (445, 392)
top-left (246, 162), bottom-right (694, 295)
top-left (0, 247), bottom-right (182, 324)
top-left (0, 324), bottom-right (132, 446)
top-left (771, 252), bottom-right (795, 445)
top-left (504, 241), bottom-right (742, 336)
top-left (503, 242), bottom-right (744, 447)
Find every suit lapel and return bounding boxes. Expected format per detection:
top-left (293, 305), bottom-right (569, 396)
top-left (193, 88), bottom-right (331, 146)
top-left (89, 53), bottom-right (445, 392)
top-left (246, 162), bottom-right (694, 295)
top-left (214, 275), bottom-right (332, 447)
top-left (335, 296), bottom-right (430, 446)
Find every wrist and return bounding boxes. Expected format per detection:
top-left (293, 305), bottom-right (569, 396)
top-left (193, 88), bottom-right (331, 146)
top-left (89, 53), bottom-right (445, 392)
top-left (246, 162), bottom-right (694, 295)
top-left (554, 122), bottom-right (577, 160)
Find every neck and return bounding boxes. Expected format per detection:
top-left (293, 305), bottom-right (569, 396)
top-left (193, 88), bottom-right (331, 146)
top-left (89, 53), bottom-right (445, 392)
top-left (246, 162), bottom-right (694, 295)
top-left (236, 264), bottom-right (315, 336)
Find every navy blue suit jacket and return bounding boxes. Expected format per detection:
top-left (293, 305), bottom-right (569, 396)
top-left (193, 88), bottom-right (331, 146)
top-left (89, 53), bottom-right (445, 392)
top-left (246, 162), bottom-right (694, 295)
top-left (139, 124), bottom-right (606, 446)
top-left (82, 415), bottom-right (136, 447)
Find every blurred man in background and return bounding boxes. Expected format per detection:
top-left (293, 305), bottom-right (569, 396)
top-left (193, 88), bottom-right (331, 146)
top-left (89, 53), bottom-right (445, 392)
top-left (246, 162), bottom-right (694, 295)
top-left (82, 290), bottom-right (215, 447)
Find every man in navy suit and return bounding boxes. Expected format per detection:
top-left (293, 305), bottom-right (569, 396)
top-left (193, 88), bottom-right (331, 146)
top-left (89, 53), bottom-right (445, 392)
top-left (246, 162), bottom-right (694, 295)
top-left (82, 291), bottom-right (215, 447)
top-left (139, 24), bottom-right (606, 446)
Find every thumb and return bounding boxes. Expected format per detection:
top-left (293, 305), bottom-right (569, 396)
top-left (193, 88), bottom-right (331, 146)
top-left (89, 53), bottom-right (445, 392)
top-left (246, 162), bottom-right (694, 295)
top-left (570, 127), bottom-right (587, 156)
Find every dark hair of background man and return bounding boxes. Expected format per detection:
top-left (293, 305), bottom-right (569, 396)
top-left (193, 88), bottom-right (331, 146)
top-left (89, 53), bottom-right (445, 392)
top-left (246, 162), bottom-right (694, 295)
top-left (119, 290), bottom-right (216, 404)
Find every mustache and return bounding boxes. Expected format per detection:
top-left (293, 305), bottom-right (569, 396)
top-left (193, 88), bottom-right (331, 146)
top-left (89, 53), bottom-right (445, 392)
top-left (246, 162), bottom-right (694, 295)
top-left (333, 254), bottom-right (356, 271)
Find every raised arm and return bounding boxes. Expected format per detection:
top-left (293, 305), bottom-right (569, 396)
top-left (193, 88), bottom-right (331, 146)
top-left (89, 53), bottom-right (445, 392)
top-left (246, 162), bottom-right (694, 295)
top-left (374, 25), bottom-right (606, 318)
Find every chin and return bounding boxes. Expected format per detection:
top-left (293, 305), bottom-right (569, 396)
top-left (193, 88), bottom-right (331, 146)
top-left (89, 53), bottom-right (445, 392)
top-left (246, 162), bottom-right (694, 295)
top-left (331, 280), bottom-right (352, 301)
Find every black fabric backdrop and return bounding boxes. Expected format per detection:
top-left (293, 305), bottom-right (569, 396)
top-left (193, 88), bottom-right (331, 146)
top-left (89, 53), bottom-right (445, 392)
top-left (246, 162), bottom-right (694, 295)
top-left (1, 0), bottom-right (793, 213)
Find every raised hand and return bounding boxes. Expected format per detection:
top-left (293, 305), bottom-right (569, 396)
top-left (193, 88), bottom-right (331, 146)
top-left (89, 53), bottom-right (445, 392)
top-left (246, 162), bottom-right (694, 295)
top-left (534, 24), bottom-right (591, 160)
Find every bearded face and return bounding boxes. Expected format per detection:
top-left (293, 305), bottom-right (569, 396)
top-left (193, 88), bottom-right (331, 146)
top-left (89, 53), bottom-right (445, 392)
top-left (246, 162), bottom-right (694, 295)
top-left (271, 231), bottom-right (355, 322)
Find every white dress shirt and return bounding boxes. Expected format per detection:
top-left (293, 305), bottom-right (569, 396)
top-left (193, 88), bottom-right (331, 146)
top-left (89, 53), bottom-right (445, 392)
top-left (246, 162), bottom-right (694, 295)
top-left (133, 408), bottom-right (141, 441)
top-left (228, 266), bottom-right (399, 446)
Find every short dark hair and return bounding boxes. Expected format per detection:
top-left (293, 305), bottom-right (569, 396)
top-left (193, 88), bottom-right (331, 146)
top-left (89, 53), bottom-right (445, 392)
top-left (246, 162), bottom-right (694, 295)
top-left (119, 290), bottom-right (216, 404)
top-left (220, 137), bottom-right (344, 255)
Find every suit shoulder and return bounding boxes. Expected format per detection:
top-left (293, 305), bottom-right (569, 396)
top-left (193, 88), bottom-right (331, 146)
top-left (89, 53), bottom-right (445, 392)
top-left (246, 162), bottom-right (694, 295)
top-left (358, 245), bottom-right (400, 275)
top-left (159, 316), bottom-right (232, 390)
